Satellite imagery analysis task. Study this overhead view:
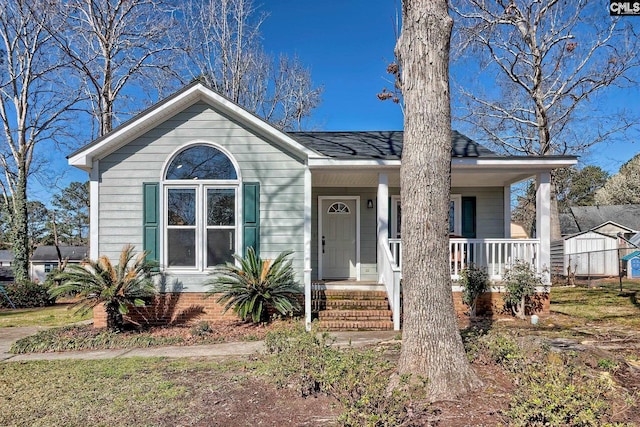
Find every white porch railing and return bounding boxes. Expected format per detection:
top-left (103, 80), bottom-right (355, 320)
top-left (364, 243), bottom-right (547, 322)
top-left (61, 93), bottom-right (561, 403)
top-left (378, 238), bottom-right (402, 331)
top-left (389, 238), bottom-right (541, 280)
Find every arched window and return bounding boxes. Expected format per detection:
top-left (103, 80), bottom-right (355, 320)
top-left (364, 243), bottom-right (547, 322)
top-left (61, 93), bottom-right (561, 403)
top-left (165, 145), bottom-right (237, 180)
top-left (164, 144), bottom-right (239, 270)
top-left (327, 202), bottom-right (350, 214)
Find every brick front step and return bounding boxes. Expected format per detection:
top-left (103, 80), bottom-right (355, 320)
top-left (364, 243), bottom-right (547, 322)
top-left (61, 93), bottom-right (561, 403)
top-left (318, 309), bottom-right (392, 321)
top-left (317, 320), bottom-right (394, 331)
top-left (313, 288), bottom-right (395, 331)
top-left (321, 290), bottom-right (388, 300)
top-left (323, 299), bottom-right (390, 309)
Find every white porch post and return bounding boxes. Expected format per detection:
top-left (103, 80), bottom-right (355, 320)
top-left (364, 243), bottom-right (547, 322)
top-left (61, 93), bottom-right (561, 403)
top-left (536, 172), bottom-right (551, 284)
top-left (504, 185), bottom-right (511, 238)
top-left (377, 173), bottom-right (389, 269)
top-left (89, 160), bottom-right (100, 260)
top-left (304, 168), bottom-right (313, 330)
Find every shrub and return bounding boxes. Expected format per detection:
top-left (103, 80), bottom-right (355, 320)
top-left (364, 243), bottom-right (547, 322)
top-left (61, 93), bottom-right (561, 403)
top-left (463, 328), bottom-right (523, 369)
top-left (206, 247), bottom-right (302, 323)
top-left (459, 264), bottom-right (490, 318)
top-left (0, 281), bottom-right (54, 308)
top-left (505, 353), bottom-right (618, 427)
top-left (502, 260), bottom-right (546, 319)
top-left (264, 324), bottom-right (420, 426)
top-left (49, 245), bottom-right (157, 332)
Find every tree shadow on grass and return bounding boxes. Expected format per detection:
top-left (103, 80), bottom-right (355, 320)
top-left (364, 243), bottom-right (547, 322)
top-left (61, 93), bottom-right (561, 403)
top-left (620, 291), bottom-right (640, 310)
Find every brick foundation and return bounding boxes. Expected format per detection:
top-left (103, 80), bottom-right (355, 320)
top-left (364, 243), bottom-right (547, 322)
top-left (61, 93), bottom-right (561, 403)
top-left (92, 294), bottom-right (238, 328)
top-left (452, 291), bottom-right (550, 317)
top-left (91, 290), bottom-right (551, 328)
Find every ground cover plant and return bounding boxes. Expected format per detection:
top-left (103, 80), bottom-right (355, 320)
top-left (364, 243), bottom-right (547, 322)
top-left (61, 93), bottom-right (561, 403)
top-left (9, 320), bottom-right (290, 354)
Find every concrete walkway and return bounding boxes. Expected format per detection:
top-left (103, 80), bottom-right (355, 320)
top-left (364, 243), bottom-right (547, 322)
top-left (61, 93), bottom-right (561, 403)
top-left (0, 327), bottom-right (399, 363)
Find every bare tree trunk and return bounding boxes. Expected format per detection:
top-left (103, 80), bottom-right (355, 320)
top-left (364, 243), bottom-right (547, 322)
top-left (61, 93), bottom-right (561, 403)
top-left (397, 0), bottom-right (481, 400)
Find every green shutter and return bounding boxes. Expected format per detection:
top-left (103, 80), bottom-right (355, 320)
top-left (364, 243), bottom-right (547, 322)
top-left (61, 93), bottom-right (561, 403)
top-left (461, 197), bottom-right (476, 238)
top-left (243, 182), bottom-right (260, 256)
top-left (143, 182), bottom-right (159, 267)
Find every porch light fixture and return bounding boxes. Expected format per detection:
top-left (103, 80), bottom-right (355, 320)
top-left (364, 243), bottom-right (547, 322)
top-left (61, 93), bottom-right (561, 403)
top-left (367, 199), bottom-right (373, 209)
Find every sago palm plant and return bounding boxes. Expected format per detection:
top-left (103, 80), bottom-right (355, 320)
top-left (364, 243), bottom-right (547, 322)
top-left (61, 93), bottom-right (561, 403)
top-left (49, 245), bottom-right (157, 331)
top-left (206, 247), bottom-right (302, 323)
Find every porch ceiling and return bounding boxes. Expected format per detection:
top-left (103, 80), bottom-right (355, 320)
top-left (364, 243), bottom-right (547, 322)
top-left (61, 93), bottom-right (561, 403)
top-left (312, 168), bottom-right (543, 188)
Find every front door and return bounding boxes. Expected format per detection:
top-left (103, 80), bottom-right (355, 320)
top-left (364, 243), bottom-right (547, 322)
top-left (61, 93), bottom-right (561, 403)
top-left (320, 198), bottom-right (357, 279)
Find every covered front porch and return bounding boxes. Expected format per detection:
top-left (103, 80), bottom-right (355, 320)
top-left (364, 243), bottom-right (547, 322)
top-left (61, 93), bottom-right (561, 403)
top-left (305, 155), bottom-right (572, 330)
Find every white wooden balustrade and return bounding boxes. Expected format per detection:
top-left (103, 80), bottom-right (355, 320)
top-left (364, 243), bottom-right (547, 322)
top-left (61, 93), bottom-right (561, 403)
top-left (388, 238), bottom-right (540, 280)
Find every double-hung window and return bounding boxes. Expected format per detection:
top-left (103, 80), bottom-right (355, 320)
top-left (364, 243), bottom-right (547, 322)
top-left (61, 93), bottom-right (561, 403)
top-left (164, 145), bottom-right (239, 270)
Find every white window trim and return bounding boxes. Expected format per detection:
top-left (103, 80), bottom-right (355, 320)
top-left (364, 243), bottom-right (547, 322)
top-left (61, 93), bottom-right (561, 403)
top-left (391, 195), bottom-right (401, 239)
top-left (160, 142), bottom-right (242, 274)
top-left (451, 194), bottom-right (462, 236)
top-left (391, 194), bottom-right (462, 237)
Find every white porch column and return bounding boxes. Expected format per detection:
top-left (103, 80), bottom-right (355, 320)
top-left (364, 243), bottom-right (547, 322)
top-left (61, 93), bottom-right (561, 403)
top-left (504, 185), bottom-right (511, 238)
top-left (377, 173), bottom-right (389, 259)
top-left (89, 160), bottom-right (100, 260)
top-left (536, 172), bottom-right (551, 284)
top-left (304, 168), bottom-right (313, 330)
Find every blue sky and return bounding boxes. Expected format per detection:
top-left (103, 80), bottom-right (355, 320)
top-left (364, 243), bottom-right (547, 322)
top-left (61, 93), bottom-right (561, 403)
top-left (258, 1), bottom-right (639, 173)
top-left (259, 0), bottom-right (404, 131)
top-left (47, 0), bottom-right (638, 202)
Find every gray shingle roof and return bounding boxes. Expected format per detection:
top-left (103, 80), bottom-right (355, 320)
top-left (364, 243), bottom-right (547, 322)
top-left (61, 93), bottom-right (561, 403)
top-left (566, 205), bottom-right (640, 233)
top-left (31, 246), bottom-right (89, 262)
top-left (559, 213), bottom-right (580, 235)
top-left (288, 130), bottom-right (497, 160)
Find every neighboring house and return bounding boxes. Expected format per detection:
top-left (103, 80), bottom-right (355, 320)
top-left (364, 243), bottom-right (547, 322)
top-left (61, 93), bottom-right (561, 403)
top-left (554, 205), bottom-right (640, 277)
top-left (0, 250), bottom-right (13, 267)
top-left (510, 222), bottom-right (529, 239)
top-left (68, 82), bottom-right (577, 330)
top-left (0, 250), bottom-right (15, 285)
top-left (30, 246), bottom-right (89, 283)
top-left (559, 205), bottom-right (640, 238)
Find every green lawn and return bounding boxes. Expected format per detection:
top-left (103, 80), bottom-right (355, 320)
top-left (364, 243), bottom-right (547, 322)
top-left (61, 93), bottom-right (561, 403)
top-left (0, 358), bottom-right (239, 427)
top-left (0, 303), bottom-right (90, 328)
top-left (551, 280), bottom-right (640, 328)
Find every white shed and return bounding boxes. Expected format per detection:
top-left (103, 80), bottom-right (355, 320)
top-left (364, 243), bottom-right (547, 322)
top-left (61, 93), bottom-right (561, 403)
top-left (561, 230), bottom-right (619, 277)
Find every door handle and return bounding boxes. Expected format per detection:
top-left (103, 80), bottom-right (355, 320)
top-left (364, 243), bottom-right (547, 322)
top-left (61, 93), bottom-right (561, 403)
top-left (322, 236), bottom-right (325, 254)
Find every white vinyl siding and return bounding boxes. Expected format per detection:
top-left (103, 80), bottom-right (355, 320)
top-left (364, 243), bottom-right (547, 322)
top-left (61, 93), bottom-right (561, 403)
top-left (98, 102), bottom-right (305, 292)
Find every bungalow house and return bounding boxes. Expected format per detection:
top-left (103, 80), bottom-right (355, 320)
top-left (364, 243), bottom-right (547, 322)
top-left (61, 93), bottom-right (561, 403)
top-left (68, 82), bottom-right (577, 330)
top-left (30, 245), bottom-right (89, 283)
